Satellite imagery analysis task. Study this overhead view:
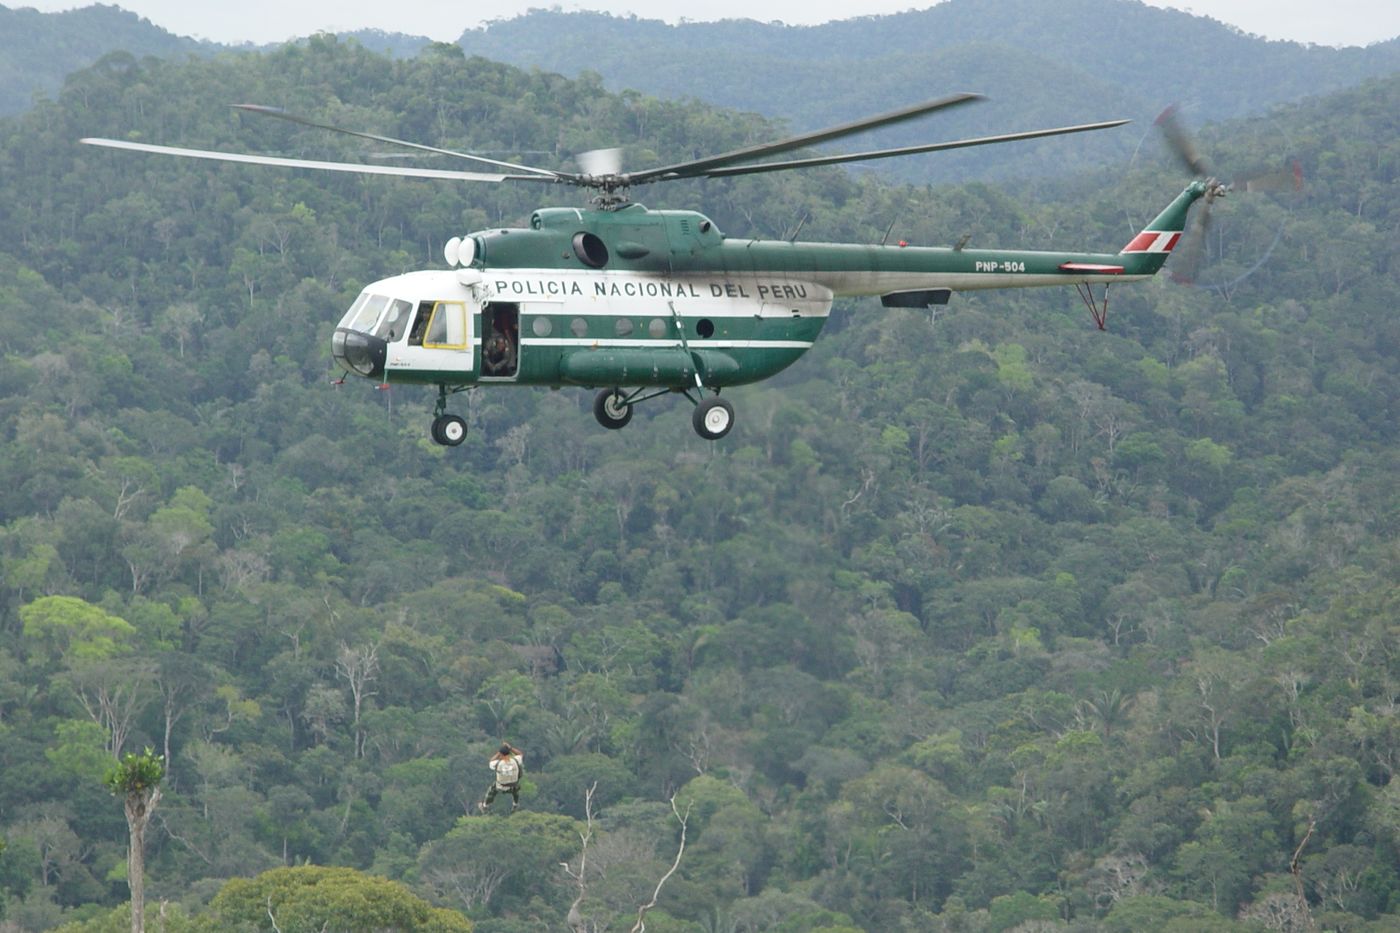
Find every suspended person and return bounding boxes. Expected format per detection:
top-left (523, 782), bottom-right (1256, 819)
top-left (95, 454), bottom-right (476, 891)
top-left (479, 743), bottom-right (524, 813)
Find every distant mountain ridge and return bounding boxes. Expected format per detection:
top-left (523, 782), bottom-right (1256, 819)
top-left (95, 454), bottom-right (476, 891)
top-left (0, 3), bottom-right (206, 114)
top-left (0, 4), bottom-right (434, 117)
top-left (456, 0), bottom-right (1400, 125)
top-left (453, 0), bottom-right (1400, 179)
top-left (5, 0), bottom-right (1398, 180)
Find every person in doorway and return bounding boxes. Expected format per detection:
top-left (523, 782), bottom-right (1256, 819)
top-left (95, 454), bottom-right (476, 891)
top-left (483, 331), bottom-right (513, 375)
top-left (483, 307), bottom-right (518, 375)
top-left (479, 743), bottom-right (524, 813)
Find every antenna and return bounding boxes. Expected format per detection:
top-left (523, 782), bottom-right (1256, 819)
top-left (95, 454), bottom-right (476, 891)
top-left (880, 214), bottom-right (900, 247)
top-left (788, 213), bottom-right (809, 242)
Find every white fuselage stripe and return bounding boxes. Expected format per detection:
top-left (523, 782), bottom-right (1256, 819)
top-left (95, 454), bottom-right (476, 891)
top-left (521, 338), bottom-right (815, 349)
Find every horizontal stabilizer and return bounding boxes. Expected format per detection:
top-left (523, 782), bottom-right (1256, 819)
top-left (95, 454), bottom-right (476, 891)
top-left (1058, 262), bottom-right (1124, 274)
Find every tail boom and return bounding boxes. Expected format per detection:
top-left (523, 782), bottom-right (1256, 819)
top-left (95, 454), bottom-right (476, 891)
top-left (1116, 180), bottom-right (1210, 275)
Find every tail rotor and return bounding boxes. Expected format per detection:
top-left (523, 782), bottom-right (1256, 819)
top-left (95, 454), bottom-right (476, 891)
top-left (1154, 105), bottom-right (1302, 287)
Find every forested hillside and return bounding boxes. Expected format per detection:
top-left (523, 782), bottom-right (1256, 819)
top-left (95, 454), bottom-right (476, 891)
top-left (8, 0), bottom-right (1400, 177)
top-left (0, 37), bottom-right (1398, 933)
top-left (456, 0), bottom-right (1400, 180)
top-left (0, 4), bottom-right (430, 118)
top-left (0, 4), bottom-right (206, 116)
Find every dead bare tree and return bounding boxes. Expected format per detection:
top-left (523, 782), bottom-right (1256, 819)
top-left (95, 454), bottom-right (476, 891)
top-left (629, 797), bottom-right (691, 933)
top-left (334, 640), bottom-right (380, 759)
top-left (561, 786), bottom-right (692, 933)
top-left (1289, 815), bottom-right (1318, 931)
top-left (65, 658), bottom-right (156, 758)
top-left (561, 782), bottom-right (598, 933)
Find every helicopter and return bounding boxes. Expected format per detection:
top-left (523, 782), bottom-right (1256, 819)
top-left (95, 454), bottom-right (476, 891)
top-left (81, 93), bottom-right (1215, 444)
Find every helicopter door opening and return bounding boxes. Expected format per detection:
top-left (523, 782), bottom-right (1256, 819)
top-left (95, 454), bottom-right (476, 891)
top-left (481, 302), bottom-right (520, 379)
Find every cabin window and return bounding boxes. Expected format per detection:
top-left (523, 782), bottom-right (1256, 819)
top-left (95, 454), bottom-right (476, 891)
top-left (532, 316), bottom-right (553, 337)
top-left (615, 317), bottom-right (633, 337)
top-left (422, 302), bottom-right (468, 349)
top-left (570, 317), bottom-right (588, 338)
top-left (408, 303), bottom-right (433, 346)
top-left (696, 318), bottom-right (715, 338)
top-left (648, 318), bottom-right (667, 338)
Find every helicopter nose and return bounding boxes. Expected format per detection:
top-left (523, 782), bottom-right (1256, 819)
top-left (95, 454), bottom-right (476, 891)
top-left (331, 328), bottom-right (386, 379)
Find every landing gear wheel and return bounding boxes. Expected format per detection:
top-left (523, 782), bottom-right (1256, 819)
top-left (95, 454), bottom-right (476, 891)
top-left (431, 414), bottom-right (467, 446)
top-left (692, 396), bottom-right (734, 440)
top-left (593, 389), bottom-right (633, 430)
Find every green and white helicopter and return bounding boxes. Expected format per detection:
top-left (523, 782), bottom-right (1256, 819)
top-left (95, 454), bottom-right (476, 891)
top-left (83, 93), bottom-right (1218, 443)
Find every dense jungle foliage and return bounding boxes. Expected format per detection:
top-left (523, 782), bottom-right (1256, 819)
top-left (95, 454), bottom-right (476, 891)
top-left (0, 35), bottom-right (1397, 933)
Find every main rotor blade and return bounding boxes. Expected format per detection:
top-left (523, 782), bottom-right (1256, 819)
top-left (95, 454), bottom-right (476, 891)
top-left (79, 137), bottom-right (557, 184)
top-left (232, 103), bottom-right (564, 178)
top-left (626, 92), bottom-right (984, 184)
top-left (577, 147), bottom-right (623, 177)
top-left (688, 120), bottom-right (1131, 180)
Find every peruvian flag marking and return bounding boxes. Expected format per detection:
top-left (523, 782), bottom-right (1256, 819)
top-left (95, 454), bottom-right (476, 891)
top-left (1123, 230), bottom-right (1181, 253)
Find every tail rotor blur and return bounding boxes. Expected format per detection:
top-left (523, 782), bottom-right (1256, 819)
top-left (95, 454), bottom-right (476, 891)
top-left (1154, 105), bottom-right (1303, 287)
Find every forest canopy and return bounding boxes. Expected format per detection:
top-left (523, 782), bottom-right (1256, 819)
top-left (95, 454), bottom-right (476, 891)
top-left (0, 34), bottom-right (1397, 933)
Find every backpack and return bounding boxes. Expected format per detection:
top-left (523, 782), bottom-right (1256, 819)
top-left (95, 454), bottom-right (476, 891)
top-left (495, 756), bottom-right (521, 786)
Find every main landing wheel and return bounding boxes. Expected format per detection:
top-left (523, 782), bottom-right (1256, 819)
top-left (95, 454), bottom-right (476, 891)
top-left (593, 389), bottom-right (633, 430)
top-left (692, 396), bottom-right (735, 440)
top-left (431, 414), bottom-right (468, 446)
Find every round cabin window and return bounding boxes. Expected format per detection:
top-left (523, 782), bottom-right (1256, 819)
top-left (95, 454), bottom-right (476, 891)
top-left (648, 318), bottom-right (667, 338)
top-left (696, 318), bottom-right (715, 338)
top-left (571, 317), bottom-right (588, 338)
top-left (615, 317), bottom-right (634, 337)
top-left (532, 316), bottom-right (553, 337)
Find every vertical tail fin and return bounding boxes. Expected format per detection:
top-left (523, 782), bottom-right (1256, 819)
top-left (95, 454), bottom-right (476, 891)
top-left (1118, 181), bottom-right (1209, 274)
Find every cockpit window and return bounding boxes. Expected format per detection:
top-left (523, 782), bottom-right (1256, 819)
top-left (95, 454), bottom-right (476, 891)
top-left (373, 299), bottom-right (414, 342)
top-left (348, 293), bottom-right (387, 332)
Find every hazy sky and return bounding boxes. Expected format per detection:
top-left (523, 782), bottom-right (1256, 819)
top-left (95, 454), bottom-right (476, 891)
top-left (17, 0), bottom-right (1400, 48)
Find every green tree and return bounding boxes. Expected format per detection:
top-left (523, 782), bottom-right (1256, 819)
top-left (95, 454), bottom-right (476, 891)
top-left (207, 865), bottom-right (472, 932)
top-left (417, 812), bottom-right (581, 914)
top-left (19, 595), bottom-right (135, 665)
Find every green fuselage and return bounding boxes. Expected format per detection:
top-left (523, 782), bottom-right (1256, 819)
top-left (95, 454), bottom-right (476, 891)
top-left (330, 183), bottom-right (1205, 391)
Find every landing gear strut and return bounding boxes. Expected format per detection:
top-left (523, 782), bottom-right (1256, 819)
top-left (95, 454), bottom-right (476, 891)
top-left (691, 396), bottom-right (734, 440)
top-left (593, 389), bottom-right (633, 430)
top-left (592, 386), bottom-right (736, 440)
top-left (431, 414), bottom-right (467, 446)
top-left (430, 384), bottom-right (469, 447)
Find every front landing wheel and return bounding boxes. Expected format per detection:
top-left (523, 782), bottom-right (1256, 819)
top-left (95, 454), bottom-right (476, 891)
top-left (692, 396), bottom-right (734, 440)
top-left (431, 414), bottom-right (468, 446)
top-left (593, 389), bottom-right (633, 430)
